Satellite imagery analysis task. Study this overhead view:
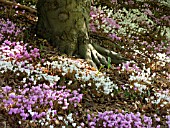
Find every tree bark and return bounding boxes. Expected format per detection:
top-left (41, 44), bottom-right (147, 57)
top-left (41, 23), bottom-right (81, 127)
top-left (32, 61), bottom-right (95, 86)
top-left (36, 0), bottom-right (128, 68)
top-left (36, 0), bottom-right (91, 55)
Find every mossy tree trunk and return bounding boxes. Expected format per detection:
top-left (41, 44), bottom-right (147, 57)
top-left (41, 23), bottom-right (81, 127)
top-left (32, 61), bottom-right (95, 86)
top-left (36, 0), bottom-right (128, 68)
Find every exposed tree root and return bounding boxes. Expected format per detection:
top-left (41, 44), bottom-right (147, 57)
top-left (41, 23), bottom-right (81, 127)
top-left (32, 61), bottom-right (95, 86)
top-left (0, 0), bottom-right (37, 14)
top-left (79, 42), bottom-right (129, 68)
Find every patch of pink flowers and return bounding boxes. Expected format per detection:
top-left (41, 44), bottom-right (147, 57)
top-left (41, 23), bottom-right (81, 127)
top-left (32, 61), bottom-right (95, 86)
top-left (0, 83), bottom-right (83, 121)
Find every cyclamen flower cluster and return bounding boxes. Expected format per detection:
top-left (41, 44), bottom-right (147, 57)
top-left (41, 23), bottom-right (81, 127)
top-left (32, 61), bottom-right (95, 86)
top-left (0, 18), bottom-right (22, 41)
top-left (87, 111), bottom-right (162, 128)
top-left (0, 58), bottom-right (83, 126)
top-left (0, 40), bottom-right (40, 62)
top-left (45, 58), bottom-right (118, 94)
top-left (120, 61), bottom-right (170, 106)
top-left (1, 83), bottom-right (83, 121)
top-left (90, 6), bottom-right (121, 40)
top-left (0, 18), bottom-right (40, 62)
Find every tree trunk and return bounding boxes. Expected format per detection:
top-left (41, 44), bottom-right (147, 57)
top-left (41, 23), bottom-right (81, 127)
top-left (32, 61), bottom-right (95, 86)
top-left (36, 0), bottom-right (128, 68)
top-left (36, 0), bottom-right (91, 56)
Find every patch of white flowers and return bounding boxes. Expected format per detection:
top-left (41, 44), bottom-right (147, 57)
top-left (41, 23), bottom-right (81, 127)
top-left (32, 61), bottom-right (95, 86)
top-left (113, 8), bottom-right (154, 36)
top-left (129, 65), bottom-right (154, 83)
top-left (156, 53), bottom-right (170, 62)
top-left (134, 82), bottom-right (147, 92)
top-left (46, 57), bottom-right (118, 94)
top-left (152, 92), bottom-right (170, 105)
top-left (0, 59), bottom-right (60, 84)
top-left (128, 62), bottom-right (170, 106)
top-left (0, 54), bottom-right (118, 95)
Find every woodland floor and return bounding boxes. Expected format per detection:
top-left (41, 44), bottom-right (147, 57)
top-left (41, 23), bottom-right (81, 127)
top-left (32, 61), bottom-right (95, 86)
top-left (0, 1), bottom-right (170, 128)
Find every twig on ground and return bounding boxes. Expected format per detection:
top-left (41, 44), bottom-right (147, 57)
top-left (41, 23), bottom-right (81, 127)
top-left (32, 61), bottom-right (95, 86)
top-left (0, 0), bottom-right (37, 14)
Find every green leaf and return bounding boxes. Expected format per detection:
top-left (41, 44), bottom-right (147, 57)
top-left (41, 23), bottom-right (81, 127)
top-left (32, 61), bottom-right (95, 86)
top-left (107, 57), bottom-right (111, 69)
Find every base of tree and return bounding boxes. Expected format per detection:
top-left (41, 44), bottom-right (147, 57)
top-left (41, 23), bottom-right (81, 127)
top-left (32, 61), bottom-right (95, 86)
top-left (78, 42), bottom-right (129, 68)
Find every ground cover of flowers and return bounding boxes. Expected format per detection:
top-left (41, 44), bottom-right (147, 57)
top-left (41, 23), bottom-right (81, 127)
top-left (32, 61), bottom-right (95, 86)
top-left (0, 0), bottom-right (170, 128)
